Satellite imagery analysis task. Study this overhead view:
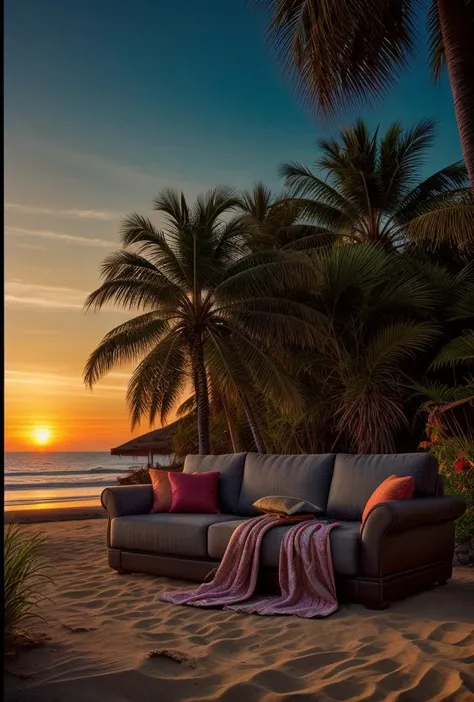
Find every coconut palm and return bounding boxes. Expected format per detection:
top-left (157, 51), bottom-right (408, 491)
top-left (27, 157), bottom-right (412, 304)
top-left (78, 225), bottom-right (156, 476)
top-left (282, 244), bottom-right (440, 453)
top-left (257, 0), bottom-right (474, 184)
top-left (280, 118), bottom-right (473, 248)
top-left (83, 187), bottom-right (323, 454)
top-left (239, 181), bottom-right (335, 251)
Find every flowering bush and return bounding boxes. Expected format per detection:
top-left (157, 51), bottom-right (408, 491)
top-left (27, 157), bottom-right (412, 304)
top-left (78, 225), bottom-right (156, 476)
top-left (419, 422), bottom-right (474, 557)
top-left (116, 461), bottom-right (183, 485)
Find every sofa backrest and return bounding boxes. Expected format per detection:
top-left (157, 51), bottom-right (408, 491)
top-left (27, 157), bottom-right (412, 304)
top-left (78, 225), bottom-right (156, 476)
top-left (237, 453), bottom-right (336, 517)
top-left (326, 453), bottom-right (439, 521)
top-left (184, 453), bottom-right (247, 514)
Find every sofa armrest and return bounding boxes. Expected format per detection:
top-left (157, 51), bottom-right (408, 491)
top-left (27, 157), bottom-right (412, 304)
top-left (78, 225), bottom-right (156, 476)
top-left (362, 495), bottom-right (466, 537)
top-left (101, 485), bottom-right (153, 519)
top-left (360, 496), bottom-right (466, 579)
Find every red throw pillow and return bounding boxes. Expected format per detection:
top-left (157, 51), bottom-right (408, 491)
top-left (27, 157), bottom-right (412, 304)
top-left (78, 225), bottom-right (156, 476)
top-left (168, 471), bottom-right (220, 514)
top-left (149, 469), bottom-right (172, 513)
top-left (361, 474), bottom-right (415, 529)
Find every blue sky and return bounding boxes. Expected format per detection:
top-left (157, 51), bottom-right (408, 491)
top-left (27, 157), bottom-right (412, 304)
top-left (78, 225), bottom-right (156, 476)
top-left (5, 0), bottom-right (461, 212)
top-left (4, 0), bottom-right (463, 448)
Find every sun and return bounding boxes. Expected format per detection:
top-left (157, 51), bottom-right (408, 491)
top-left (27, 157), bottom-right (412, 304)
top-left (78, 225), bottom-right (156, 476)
top-left (31, 426), bottom-right (53, 447)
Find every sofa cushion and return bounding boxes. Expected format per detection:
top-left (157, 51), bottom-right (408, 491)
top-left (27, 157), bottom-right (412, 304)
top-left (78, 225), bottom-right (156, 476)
top-left (184, 454), bottom-right (247, 514)
top-left (361, 474), bottom-right (415, 528)
top-left (327, 453), bottom-right (438, 521)
top-left (207, 518), bottom-right (360, 576)
top-left (169, 471), bottom-right (220, 514)
top-left (237, 454), bottom-right (335, 516)
top-left (110, 513), bottom-right (239, 558)
top-left (149, 469), bottom-right (172, 513)
top-left (253, 495), bottom-right (325, 516)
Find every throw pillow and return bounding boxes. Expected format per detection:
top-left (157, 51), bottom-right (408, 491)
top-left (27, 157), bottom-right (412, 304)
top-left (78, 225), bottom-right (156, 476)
top-left (361, 474), bottom-right (415, 528)
top-left (169, 471), bottom-right (220, 514)
top-left (253, 495), bottom-right (324, 517)
top-left (149, 469), bottom-right (172, 514)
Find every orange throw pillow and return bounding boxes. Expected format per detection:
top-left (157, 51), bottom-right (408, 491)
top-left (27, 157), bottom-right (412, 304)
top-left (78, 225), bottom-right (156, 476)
top-left (361, 474), bottom-right (415, 528)
top-left (149, 469), bottom-right (172, 513)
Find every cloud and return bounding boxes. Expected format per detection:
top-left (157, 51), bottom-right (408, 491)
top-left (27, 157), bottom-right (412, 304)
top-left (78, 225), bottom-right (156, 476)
top-left (5, 369), bottom-right (128, 394)
top-left (4, 281), bottom-right (129, 313)
top-left (5, 202), bottom-right (120, 221)
top-left (5, 281), bottom-right (89, 310)
top-left (5, 226), bottom-right (117, 249)
top-left (9, 133), bottom-right (208, 204)
top-left (13, 242), bottom-right (47, 251)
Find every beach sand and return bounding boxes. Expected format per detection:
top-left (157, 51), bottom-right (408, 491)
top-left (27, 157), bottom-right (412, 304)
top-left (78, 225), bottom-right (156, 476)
top-left (5, 518), bottom-right (474, 702)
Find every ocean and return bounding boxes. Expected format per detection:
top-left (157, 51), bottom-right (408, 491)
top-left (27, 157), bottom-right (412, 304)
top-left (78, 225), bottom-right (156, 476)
top-left (4, 452), bottom-right (169, 509)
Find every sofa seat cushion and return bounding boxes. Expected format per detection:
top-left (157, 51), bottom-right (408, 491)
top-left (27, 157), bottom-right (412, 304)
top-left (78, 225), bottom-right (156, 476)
top-left (207, 519), bottom-right (361, 576)
top-left (110, 513), bottom-right (239, 558)
top-left (184, 454), bottom-right (247, 514)
top-left (238, 453), bottom-right (335, 516)
top-left (327, 453), bottom-right (438, 521)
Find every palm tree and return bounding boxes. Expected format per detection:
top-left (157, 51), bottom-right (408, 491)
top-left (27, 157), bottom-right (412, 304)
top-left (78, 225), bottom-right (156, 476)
top-left (279, 244), bottom-right (440, 453)
top-left (239, 181), bottom-right (335, 251)
top-left (83, 187), bottom-right (322, 454)
top-left (280, 119), bottom-right (473, 249)
top-left (256, 0), bottom-right (474, 184)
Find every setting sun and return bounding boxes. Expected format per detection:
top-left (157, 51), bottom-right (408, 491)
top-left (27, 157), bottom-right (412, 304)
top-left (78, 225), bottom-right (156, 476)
top-left (31, 426), bottom-right (53, 446)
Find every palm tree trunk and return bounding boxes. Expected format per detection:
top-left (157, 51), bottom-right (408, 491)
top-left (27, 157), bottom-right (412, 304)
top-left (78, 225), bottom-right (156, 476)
top-left (438, 0), bottom-right (474, 185)
top-left (222, 397), bottom-right (239, 453)
top-left (191, 334), bottom-right (210, 454)
top-left (241, 396), bottom-right (266, 453)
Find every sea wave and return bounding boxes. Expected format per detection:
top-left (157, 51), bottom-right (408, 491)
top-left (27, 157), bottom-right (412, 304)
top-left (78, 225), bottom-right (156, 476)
top-left (6, 494), bottom-right (102, 506)
top-left (6, 468), bottom-right (130, 477)
top-left (5, 479), bottom-right (118, 490)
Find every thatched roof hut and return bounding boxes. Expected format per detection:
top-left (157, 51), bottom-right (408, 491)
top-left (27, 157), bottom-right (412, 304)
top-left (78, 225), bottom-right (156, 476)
top-left (110, 419), bottom-right (182, 463)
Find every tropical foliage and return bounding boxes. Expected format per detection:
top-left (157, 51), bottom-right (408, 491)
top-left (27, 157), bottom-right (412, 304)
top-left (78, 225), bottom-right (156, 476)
top-left (418, 408), bottom-right (474, 562)
top-left (84, 186), bottom-right (323, 453)
top-left (238, 181), bottom-right (335, 252)
top-left (256, 0), bottom-right (474, 184)
top-left (84, 118), bottom-right (474, 459)
top-left (280, 119), bottom-right (473, 249)
top-left (416, 275), bottom-right (474, 558)
top-left (4, 525), bottom-right (50, 646)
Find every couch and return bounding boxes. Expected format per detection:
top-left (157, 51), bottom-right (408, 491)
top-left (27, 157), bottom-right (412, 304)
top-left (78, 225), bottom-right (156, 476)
top-left (101, 452), bottom-right (466, 609)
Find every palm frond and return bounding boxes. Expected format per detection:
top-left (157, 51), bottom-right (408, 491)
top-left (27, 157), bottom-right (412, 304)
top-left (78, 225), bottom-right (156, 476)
top-left (222, 297), bottom-right (329, 350)
top-left (280, 163), bottom-right (357, 216)
top-left (366, 321), bottom-right (440, 380)
top-left (239, 182), bottom-right (274, 220)
top-left (176, 394), bottom-right (196, 418)
top-left (84, 278), bottom-right (182, 313)
top-left (380, 118), bottom-right (438, 209)
top-left (430, 331), bottom-right (474, 369)
top-left (84, 314), bottom-right (170, 387)
top-left (120, 213), bottom-right (189, 286)
top-left (406, 189), bottom-right (474, 248)
top-left (153, 188), bottom-right (190, 229)
top-left (394, 161), bottom-right (468, 223)
top-left (256, 0), bottom-right (417, 117)
top-left (126, 332), bottom-right (186, 428)
top-left (427, 0), bottom-right (445, 81)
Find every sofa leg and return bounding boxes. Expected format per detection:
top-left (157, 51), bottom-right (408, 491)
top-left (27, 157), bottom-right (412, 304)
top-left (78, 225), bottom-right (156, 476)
top-left (365, 600), bottom-right (390, 611)
top-left (116, 568), bottom-right (131, 575)
top-left (438, 579), bottom-right (448, 586)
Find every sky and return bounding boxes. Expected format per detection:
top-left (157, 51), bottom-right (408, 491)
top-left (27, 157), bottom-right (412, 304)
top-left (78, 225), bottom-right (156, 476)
top-left (4, 0), bottom-right (462, 451)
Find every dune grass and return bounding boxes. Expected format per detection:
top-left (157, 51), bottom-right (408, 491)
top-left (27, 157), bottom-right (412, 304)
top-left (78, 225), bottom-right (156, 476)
top-left (4, 524), bottom-right (51, 649)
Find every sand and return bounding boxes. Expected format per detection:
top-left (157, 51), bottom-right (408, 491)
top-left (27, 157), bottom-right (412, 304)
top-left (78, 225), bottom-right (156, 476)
top-left (5, 519), bottom-right (474, 702)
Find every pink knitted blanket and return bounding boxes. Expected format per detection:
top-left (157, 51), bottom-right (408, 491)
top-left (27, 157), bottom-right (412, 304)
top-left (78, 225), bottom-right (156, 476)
top-left (160, 515), bottom-right (339, 618)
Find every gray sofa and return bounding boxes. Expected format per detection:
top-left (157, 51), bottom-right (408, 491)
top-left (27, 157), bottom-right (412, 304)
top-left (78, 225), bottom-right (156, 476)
top-left (101, 452), bottom-right (466, 609)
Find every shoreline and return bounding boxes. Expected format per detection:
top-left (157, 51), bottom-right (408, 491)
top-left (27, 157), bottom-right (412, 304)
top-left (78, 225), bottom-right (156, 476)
top-left (4, 500), bottom-right (106, 524)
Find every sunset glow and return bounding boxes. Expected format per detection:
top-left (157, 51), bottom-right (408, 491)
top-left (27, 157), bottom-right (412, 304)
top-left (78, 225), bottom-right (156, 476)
top-left (31, 426), bottom-right (53, 446)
